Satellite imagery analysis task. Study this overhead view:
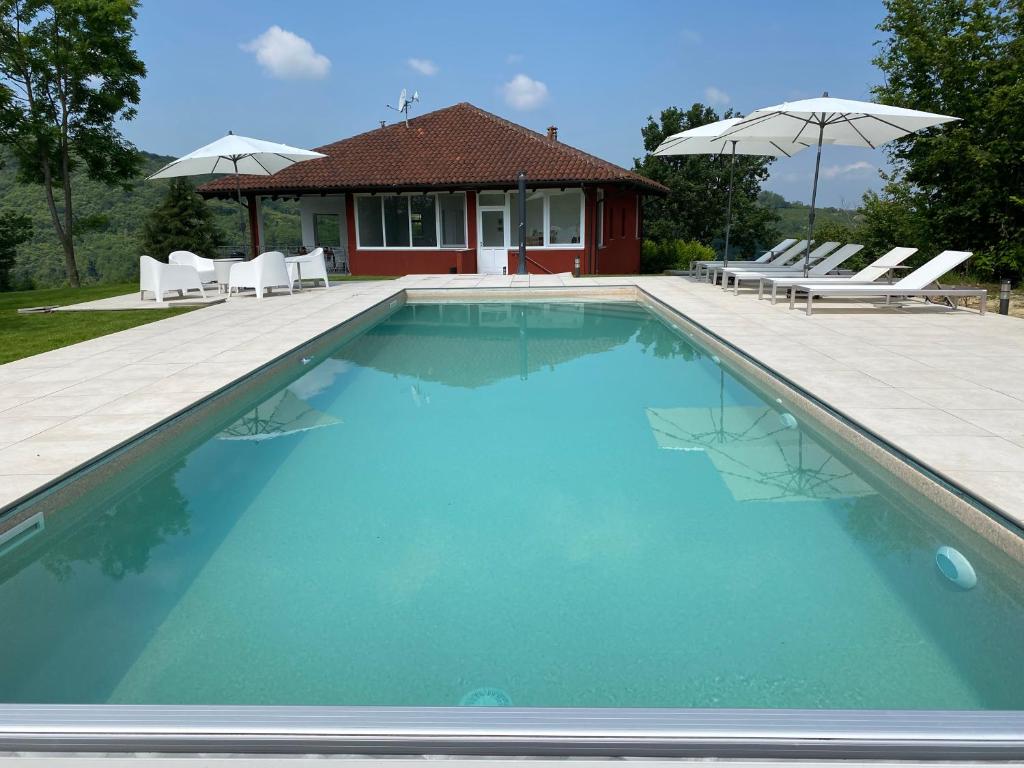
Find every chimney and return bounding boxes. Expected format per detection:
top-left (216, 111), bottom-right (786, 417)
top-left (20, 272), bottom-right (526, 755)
top-left (547, 125), bottom-right (558, 141)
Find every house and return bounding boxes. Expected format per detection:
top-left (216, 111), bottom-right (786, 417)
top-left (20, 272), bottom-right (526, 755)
top-left (197, 103), bottom-right (668, 276)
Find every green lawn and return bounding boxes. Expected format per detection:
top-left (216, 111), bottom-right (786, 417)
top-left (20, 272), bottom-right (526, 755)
top-left (0, 283), bottom-right (197, 365)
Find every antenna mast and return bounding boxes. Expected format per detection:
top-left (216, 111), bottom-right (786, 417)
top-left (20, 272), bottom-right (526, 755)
top-left (386, 89), bottom-right (420, 126)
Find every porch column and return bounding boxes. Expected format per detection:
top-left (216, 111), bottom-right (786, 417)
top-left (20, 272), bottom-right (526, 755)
top-left (246, 193), bottom-right (262, 258)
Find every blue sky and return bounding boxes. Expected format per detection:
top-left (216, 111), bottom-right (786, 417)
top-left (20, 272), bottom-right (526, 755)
top-left (128, 0), bottom-right (890, 208)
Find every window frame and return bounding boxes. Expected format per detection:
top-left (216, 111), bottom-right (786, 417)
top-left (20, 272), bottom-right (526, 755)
top-left (484, 188), bottom-right (586, 250)
top-left (354, 192), bottom-right (468, 250)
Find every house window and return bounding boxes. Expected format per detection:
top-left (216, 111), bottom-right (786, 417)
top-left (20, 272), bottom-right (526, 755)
top-left (383, 196), bottom-right (410, 247)
top-left (478, 191), bottom-right (505, 207)
top-left (355, 197), bottom-right (384, 247)
top-left (548, 190), bottom-right (582, 244)
top-left (596, 190), bottom-right (605, 248)
top-left (438, 193), bottom-right (466, 247)
top-left (355, 192), bottom-right (467, 249)
top-left (507, 189), bottom-right (584, 248)
top-left (606, 205), bottom-right (614, 239)
top-left (508, 191), bottom-right (545, 247)
top-left (410, 194), bottom-right (437, 247)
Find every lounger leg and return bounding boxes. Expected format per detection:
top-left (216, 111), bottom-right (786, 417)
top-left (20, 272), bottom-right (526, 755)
top-left (980, 291), bottom-right (987, 315)
top-left (805, 293), bottom-right (814, 316)
top-left (789, 287), bottom-right (796, 310)
top-left (758, 280), bottom-right (764, 300)
top-left (734, 278), bottom-right (740, 296)
top-left (771, 284), bottom-right (778, 305)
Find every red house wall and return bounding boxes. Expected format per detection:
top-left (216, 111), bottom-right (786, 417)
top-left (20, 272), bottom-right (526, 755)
top-left (345, 186), bottom-right (642, 276)
top-left (596, 187), bottom-right (641, 274)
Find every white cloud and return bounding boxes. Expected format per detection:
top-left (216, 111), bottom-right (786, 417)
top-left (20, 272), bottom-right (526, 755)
top-left (704, 86), bottom-right (730, 106)
top-left (506, 53), bottom-right (524, 64)
top-left (502, 74), bottom-right (549, 110)
top-left (408, 58), bottom-right (438, 76)
top-left (822, 161), bottom-right (875, 179)
top-left (241, 26), bottom-right (330, 80)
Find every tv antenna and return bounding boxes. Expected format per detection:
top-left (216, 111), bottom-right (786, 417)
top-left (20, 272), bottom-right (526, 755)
top-left (387, 88), bottom-right (420, 126)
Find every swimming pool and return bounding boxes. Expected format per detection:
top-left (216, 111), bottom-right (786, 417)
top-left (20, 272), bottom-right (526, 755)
top-left (2, 297), bottom-right (1024, 753)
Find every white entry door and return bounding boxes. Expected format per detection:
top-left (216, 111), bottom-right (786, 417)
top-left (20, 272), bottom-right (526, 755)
top-left (478, 208), bottom-right (508, 275)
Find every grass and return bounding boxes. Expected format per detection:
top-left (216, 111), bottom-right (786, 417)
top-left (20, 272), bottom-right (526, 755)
top-left (0, 283), bottom-right (197, 365)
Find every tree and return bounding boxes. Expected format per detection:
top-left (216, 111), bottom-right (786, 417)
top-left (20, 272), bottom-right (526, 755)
top-left (872, 0), bottom-right (1024, 278)
top-left (0, 0), bottom-right (146, 287)
top-left (142, 178), bottom-right (223, 260)
top-left (634, 103), bottom-right (780, 257)
top-left (0, 207), bottom-right (30, 289)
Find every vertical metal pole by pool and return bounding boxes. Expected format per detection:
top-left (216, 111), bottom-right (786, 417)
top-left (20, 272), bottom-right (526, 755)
top-left (517, 171), bottom-right (527, 275)
top-left (804, 120), bottom-right (825, 278)
top-left (723, 141), bottom-right (736, 270)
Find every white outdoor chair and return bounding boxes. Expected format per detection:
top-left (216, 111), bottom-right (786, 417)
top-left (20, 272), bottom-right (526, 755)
top-left (227, 251), bottom-right (293, 301)
top-left (707, 240), bottom-right (812, 285)
top-left (169, 251), bottom-right (216, 284)
top-left (791, 250), bottom-right (985, 315)
top-left (727, 243), bottom-right (863, 295)
top-left (286, 247), bottom-right (329, 289)
top-left (692, 238), bottom-right (797, 279)
top-left (761, 247), bottom-right (918, 303)
top-left (139, 255), bottom-right (206, 302)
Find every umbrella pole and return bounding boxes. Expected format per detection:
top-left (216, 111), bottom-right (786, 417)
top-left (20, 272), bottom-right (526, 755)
top-left (804, 121), bottom-right (826, 277)
top-left (723, 141), bottom-right (736, 270)
top-left (233, 158), bottom-right (249, 259)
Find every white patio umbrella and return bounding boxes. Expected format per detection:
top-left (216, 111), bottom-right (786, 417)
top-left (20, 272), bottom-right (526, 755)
top-left (147, 132), bottom-right (326, 257)
top-left (718, 93), bottom-right (959, 275)
top-left (653, 118), bottom-right (809, 268)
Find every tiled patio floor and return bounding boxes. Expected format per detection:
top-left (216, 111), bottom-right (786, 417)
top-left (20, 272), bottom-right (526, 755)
top-left (1, 274), bottom-right (1022, 523)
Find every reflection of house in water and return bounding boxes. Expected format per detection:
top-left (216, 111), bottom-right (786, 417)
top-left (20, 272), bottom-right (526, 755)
top-left (334, 303), bottom-right (664, 388)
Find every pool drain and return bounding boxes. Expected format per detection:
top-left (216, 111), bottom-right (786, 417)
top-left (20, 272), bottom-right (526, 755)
top-left (935, 546), bottom-right (977, 589)
top-left (460, 687), bottom-right (512, 707)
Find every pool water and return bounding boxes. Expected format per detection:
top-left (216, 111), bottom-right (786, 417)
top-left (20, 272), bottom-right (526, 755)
top-left (2, 301), bottom-right (1023, 709)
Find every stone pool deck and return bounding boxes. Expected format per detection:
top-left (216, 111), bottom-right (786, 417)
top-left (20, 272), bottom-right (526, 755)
top-left (1, 274), bottom-right (1022, 523)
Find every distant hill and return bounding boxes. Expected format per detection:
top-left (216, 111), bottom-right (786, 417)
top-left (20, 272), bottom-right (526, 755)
top-left (758, 190), bottom-right (862, 238)
top-left (0, 151), bottom-right (301, 290)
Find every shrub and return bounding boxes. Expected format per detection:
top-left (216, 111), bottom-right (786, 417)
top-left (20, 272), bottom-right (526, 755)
top-left (640, 239), bottom-right (715, 273)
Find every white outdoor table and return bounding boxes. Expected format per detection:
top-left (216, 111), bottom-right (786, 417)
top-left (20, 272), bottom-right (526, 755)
top-left (212, 258), bottom-right (242, 293)
top-left (285, 255), bottom-right (316, 291)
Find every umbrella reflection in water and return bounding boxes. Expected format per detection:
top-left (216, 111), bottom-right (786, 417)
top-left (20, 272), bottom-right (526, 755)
top-left (647, 373), bottom-right (872, 503)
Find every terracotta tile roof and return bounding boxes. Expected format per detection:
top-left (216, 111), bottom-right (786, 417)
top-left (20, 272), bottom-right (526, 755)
top-left (197, 102), bottom-right (667, 197)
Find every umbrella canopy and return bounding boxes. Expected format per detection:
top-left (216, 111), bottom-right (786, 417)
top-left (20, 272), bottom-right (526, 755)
top-left (653, 118), bottom-right (809, 268)
top-left (719, 95), bottom-right (959, 275)
top-left (147, 133), bottom-right (326, 256)
top-left (148, 133), bottom-right (326, 179)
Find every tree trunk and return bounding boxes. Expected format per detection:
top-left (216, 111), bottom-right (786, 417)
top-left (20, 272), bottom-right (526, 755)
top-left (58, 144), bottom-right (80, 288)
top-left (40, 157), bottom-right (80, 288)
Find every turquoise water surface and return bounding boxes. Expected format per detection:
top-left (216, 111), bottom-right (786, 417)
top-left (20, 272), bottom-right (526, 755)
top-left (2, 301), bottom-right (1023, 709)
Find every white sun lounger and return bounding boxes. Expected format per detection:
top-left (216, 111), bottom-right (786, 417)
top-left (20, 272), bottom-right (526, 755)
top-left (720, 241), bottom-right (841, 290)
top-left (692, 238), bottom-right (797, 279)
top-left (791, 250), bottom-right (985, 315)
top-left (726, 243), bottom-right (863, 295)
top-left (761, 247), bottom-right (918, 303)
top-left (707, 240), bottom-right (811, 285)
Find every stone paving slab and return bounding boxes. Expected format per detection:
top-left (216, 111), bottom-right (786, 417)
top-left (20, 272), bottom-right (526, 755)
top-left (1, 274), bottom-right (1022, 526)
